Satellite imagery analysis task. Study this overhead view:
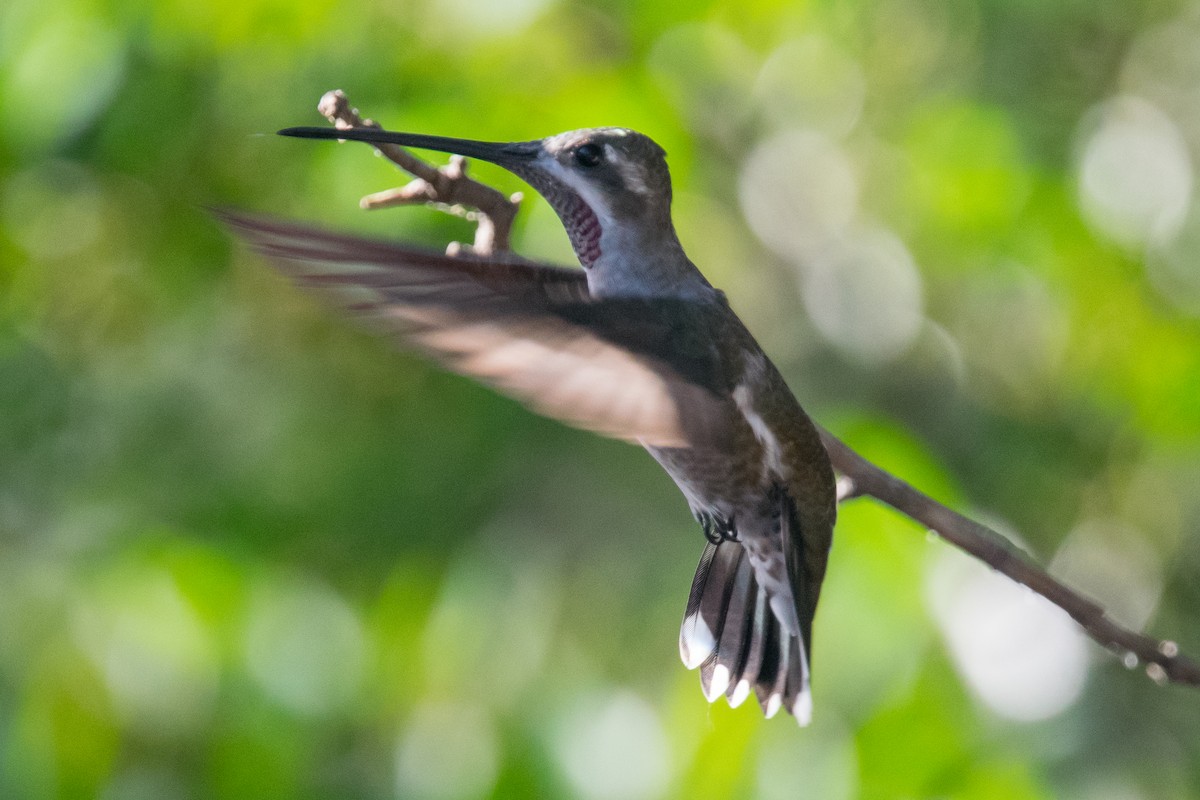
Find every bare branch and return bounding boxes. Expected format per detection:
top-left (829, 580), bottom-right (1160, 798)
top-left (818, 426), bottom-right (1200, 687)
top-left (316, 90), bottom-right (521, 255)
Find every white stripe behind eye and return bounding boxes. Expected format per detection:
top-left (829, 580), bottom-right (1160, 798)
top-left (608, 145), bottom-right (650, 195)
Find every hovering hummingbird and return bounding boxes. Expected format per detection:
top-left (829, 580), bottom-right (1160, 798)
top-left (222, 124), bottom-right (837, 724)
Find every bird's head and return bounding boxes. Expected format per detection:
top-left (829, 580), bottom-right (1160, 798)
top-left (279, 125), bottom-right (677, 272)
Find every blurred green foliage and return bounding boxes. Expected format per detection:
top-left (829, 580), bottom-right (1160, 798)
top-left (2, 0), bottom-right (1199, 798)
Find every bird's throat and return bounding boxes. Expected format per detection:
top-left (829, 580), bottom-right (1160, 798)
top-left (507, 164), bottom-right (603, 268)
top-left (546, 183), bottom-right (603, 268)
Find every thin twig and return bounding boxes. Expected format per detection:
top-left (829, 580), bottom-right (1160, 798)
top-left (316, 90), bottom-right (521, 255)
top-left (818, 427), bottom-right (1200, 687)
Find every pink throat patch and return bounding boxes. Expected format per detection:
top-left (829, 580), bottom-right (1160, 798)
top-left (564, 197), bottom-right (602, 267)
top-left (542, 184), bottom-right (601, 268)
top-left (512, 165), bottom-right (603, 268)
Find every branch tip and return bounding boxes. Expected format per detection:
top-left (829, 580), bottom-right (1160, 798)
top-left (817, 425), bottom-right (1200, 690)
top-left (312, 89), bottom-right (519, 255)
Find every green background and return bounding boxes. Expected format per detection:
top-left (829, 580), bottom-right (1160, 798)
top-left (2, 0), bottom-right (1199, 797)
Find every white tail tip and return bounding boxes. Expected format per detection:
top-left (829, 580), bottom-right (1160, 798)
top-left (728, 679), bottom-right (752, 709)
top-left (793, 690), bottom-right (813, 726)
top-left (764, 692), bottom-right (783, 719)
top-left (704, 664), bottom-right (731, 701)
top-left (679, 615), bottom-right (716, 670)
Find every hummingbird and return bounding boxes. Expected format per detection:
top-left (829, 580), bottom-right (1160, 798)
top-left (221, 124), bottom-right (837, 725)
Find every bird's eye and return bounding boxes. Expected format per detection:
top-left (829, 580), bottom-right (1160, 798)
top-left (574, 143), bottom-right (604, 168)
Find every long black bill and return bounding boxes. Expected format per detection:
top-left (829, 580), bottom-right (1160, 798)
top-left (278, 126), bottom-right (542, 166)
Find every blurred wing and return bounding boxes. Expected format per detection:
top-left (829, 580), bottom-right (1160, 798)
top-left (219, 211), bottom-right (731, 448)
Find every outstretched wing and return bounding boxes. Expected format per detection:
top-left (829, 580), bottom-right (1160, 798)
top-left (219, 211), bottom-right (733, 449)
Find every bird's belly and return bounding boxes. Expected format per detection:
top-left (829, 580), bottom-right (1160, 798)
top-left (645, 443), bottom-right (766, 518)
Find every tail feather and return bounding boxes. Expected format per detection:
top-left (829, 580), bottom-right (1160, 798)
top-left (727, 587), bottom-right (767, 709)
top-left (679, 541), bottom-right (739, 669)
top-left (681, 539), bottom-right (814, 726)
top-left (679, 543), bottom-right (717, 669)
top-left (752, 616), bottom-right (781, 714)
top-left (784, 637), bottom-right (812, 725)
top-left (699, 653), bottom-right (723, 701)
top-left (704, 555), bottom-right (754, 700)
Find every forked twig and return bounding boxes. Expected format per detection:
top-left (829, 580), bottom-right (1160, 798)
top-left (316, 89), bottom-right (521, 256)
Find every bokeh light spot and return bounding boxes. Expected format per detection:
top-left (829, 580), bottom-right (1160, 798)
top-left (2, 162), bottom-right (105, 261)
top-left (800, 227), bottom-right (924, 364)
top-left (927, 547), bottom-right (1089, 722)
top-left (1076, 96), bottom-right (1193, 250)
top-left (553, 691), bottom-right (671, 800)
top-left (753, 36), bottom-right (866, 138)
top-left (1146, 206), bottom-right (1200, 316)
top-left (756, 714), bottom-right (859, 800)
top-left (649, 24), bottom-right (757, 147)
top-left (394, 701), bottom-right (499, 800)
top-left (73, 567), bottom-right (219, 737)
top-left (1051, 519), bottom-right (1162, 632)
top-left (242, 572), bottom-right (366, 715)
top-left (0, 7), bottom-right (124, 152)
top-left (423, 0), bottom-right (551, 39)
top-left (420, 530), bottom-right (560, 706)
top-left (739, 129), bottom-right (858, 260)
